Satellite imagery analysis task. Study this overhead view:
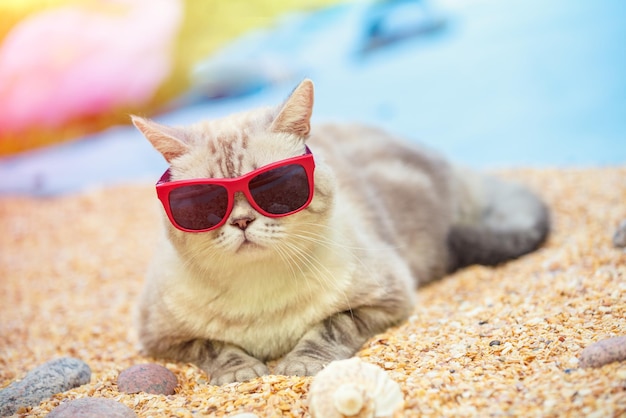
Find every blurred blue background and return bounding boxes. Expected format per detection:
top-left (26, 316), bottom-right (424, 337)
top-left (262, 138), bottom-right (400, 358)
top-left (1, 0), bottom-right (625, 195)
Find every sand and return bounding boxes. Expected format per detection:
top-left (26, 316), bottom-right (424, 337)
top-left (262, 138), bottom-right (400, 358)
top-left (1, 167), bottom-right (625, 417)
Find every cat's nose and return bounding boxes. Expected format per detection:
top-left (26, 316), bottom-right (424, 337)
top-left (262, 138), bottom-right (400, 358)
top-left (231, 216), bottom-right (256, 231)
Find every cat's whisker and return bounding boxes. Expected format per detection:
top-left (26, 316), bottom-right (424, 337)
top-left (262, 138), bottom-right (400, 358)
top-left (272, 242), bottom-right (315, 299)
top-left (279, 239), bottom-right (336, 286)
top-left (296, 223), bottom-right (404, 251)
top-left (290, 232), bottom-right (372, 254)
top-left (293, 229), bottom-right (410, 291)
top-left (278, 240), bottom-right (333, 289)
top-left (185, 242), bottom-right (234, 277)
top-left (289, 233), bottom-right (386, 294)
top-left (281, 237), bottom-right (353, 311)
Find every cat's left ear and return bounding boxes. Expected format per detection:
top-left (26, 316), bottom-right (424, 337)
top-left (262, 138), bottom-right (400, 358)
top-left (131, 115), bottom-right (189, 163)
top-left (270, 79), bottom-right (314, 138)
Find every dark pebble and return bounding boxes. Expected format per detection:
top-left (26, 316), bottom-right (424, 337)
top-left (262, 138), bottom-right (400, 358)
top-left (117, 363), bottom-right (178, 395)
top-left (489, 340), bottom-right (501, 346)
top-left (48, 397), bottom-right (137, 418)
top-left (0, 357), bottom-right (91, 416)
top-left (579, 336), bottom-right (626, 368)
top-left (613, 220), bottom-right (626, 248)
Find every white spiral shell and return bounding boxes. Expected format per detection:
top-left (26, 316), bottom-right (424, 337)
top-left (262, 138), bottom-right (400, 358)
top-left (308, 358), bottom-right (404, 418)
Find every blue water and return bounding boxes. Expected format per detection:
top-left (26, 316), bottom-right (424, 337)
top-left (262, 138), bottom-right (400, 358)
top-left (1, 0), bottom-right (625, 195)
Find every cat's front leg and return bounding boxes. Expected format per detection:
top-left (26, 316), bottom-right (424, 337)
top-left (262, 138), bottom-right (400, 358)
top-left (205, 342), bottom-right (270, 385)
top-left (274, 306), bottom-right (406, 376)
top-left (148, 338), bottom-right (269, 385)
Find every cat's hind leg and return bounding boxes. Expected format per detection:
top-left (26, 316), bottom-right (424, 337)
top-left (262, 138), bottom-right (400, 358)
top-left (447, 173), bottom-right (550, 271)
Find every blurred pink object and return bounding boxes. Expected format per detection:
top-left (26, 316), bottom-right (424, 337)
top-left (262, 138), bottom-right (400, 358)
top-left (0, 0), bottom-right (182, 134)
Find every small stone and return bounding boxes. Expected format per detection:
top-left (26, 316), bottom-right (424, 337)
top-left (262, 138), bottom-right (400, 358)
top-left (0, 357), bottom-right (91, 416)
top-left (117, 363), bottom-right (178, 395)
top-left (48, 397), bottom-right (137, 418)
top-left (613, 220), bottom-right (626, 248)
top-left (489, 340), bottom-right (501, 346)
top-left (579, 336), bottom-right (626, 368)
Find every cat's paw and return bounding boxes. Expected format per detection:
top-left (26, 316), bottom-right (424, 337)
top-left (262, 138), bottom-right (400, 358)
top-left (274, 358), bottom-right (327, 377)
top-left (210, 362), bottom-right (269, 386)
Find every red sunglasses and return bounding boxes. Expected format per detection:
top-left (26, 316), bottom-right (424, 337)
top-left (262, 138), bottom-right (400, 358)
top-left (156, 146), bottom-right (315, 232)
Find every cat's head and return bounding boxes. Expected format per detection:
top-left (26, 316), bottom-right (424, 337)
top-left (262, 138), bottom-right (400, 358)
top-left (132, 79), bottom-right (335, 267)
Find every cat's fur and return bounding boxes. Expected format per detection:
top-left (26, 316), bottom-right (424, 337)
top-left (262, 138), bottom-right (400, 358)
top-left (132, 79), bottom-right (549, 385)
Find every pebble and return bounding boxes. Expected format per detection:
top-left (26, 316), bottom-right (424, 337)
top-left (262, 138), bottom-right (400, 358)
top-left (117, 363), bottom-right (178, 395)
top-left (579, 336), bottom-right (626, 368)
top-left (48, 397), bottom-right (137, 418)
top-left (0, 357), bottom-right (91, 416)
top-left (613, 220), bottom-right (626, 248)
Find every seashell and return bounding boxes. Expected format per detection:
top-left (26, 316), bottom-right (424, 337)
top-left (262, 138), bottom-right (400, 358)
top-left (308, 357), bottom-right (404, 418)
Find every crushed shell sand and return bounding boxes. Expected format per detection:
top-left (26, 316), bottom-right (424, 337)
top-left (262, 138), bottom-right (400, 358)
top-left (1, 168), bottom-right (625, 417)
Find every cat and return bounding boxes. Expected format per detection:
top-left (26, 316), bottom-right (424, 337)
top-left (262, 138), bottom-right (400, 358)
top-left (131, 79), bottom-right (549, 385)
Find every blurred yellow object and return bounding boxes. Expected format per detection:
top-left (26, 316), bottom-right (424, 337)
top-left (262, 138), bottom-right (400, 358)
top-left (0, 0), bottom-right (342, 156)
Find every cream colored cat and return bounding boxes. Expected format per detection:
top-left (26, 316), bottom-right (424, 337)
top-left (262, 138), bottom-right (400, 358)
top-left (132, 79), bottom-right (549, 385)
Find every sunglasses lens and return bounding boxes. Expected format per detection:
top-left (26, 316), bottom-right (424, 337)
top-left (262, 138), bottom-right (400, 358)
top-left (249, 164), bottom-right (311, 215)
top-left (168, 184), bottom-right (229, 230)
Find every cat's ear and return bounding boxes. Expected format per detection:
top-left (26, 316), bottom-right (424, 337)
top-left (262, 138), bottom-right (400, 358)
top-left (131, 115), bottom-right (189, 163)
top-left (270, 79), bottom-right (314, 137)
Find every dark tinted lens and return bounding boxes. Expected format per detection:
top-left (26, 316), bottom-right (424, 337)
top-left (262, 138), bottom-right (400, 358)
top-left (249, 164), bottom-right (310, 215)
top-left (168, 184), bottom-right (229, 230)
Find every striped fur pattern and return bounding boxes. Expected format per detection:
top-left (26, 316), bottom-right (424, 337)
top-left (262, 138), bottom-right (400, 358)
top-left (131, 80), bottom-right (549, 385)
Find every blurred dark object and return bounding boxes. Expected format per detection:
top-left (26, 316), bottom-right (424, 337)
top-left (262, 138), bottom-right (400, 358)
top-left (361, 0), bottom-right (446, 53)
top-left (613, 220), bottom-right (626, 248)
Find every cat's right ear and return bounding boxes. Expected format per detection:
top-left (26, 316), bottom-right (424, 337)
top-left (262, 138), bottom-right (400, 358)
top-left (131, 116), bottom-right (189, 163)
top-left (270, 79), bottom-right (314, 138)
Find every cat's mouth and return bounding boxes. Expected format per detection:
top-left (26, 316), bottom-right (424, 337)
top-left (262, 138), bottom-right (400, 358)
top-left (236, 238), bottom-right (264, 253)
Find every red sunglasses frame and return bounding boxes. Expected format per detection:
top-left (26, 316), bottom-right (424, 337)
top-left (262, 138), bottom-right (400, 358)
top-left (155, 146), bottom-right (315, 232)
